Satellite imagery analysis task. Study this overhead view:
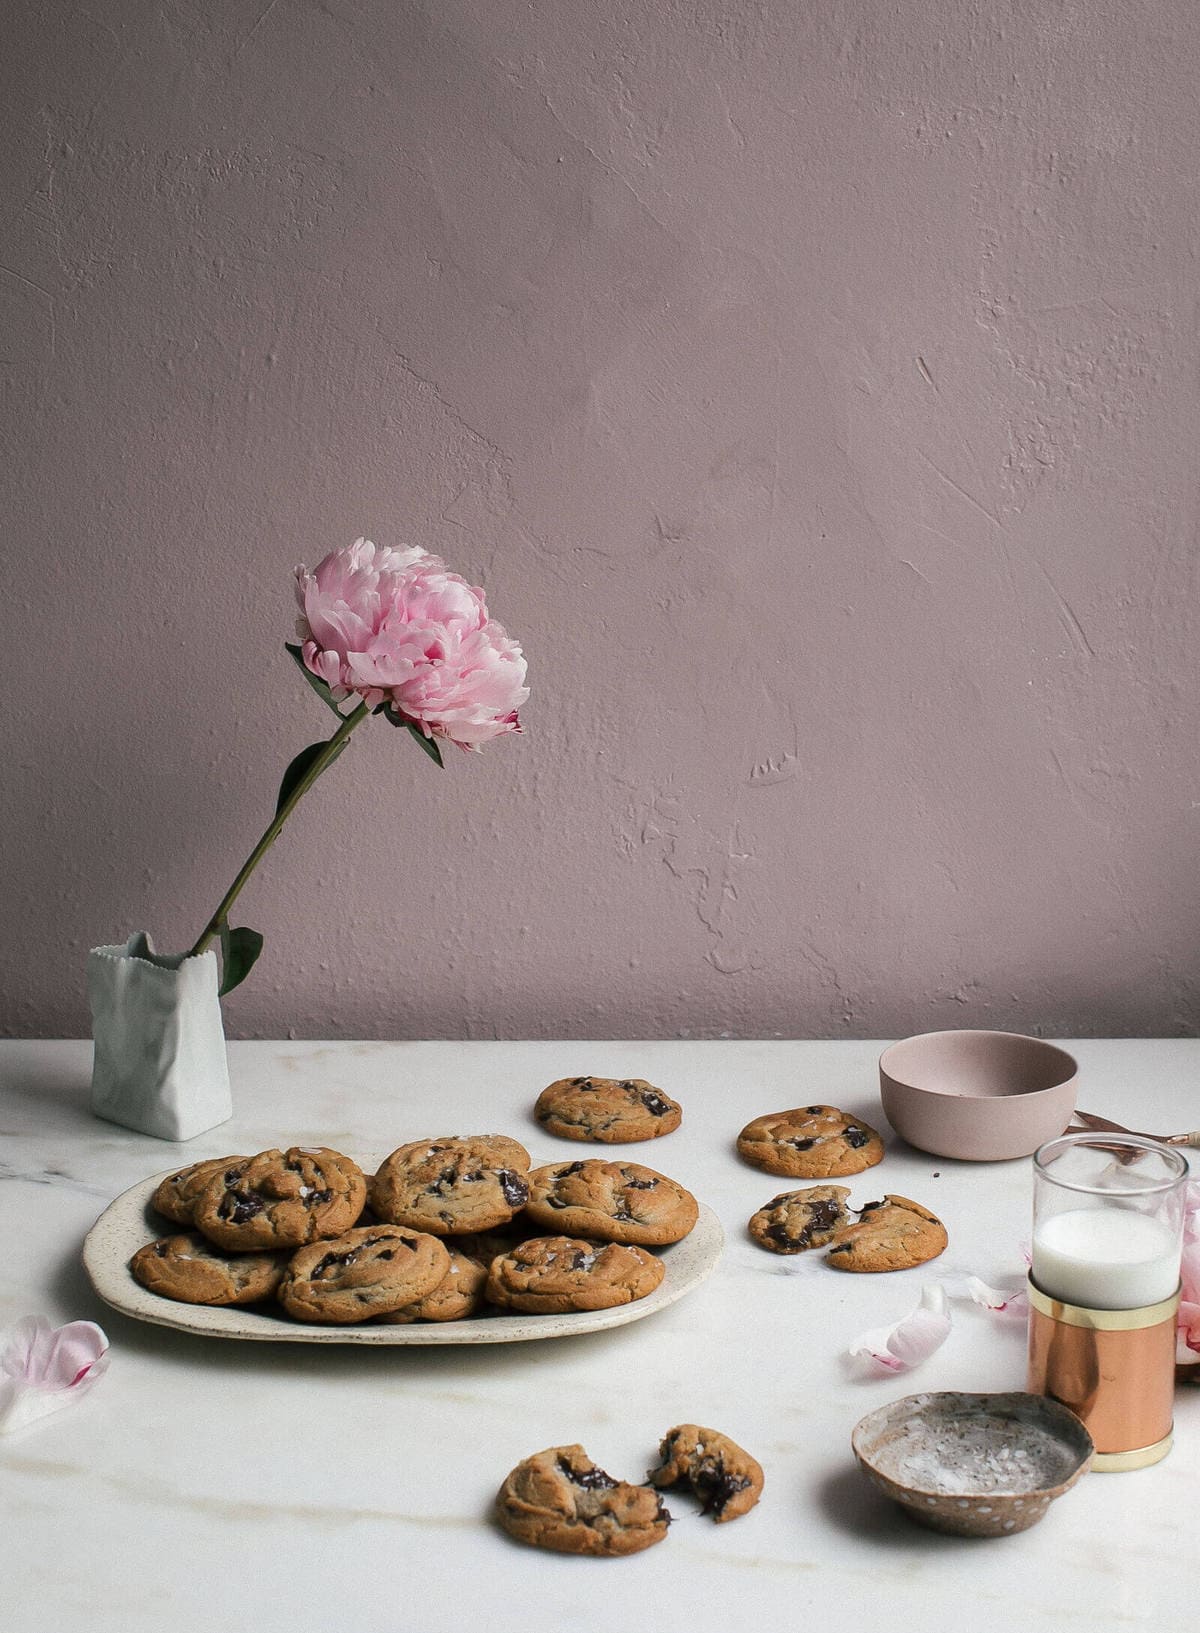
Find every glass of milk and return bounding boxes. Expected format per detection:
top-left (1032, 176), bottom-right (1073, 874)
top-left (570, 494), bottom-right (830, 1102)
top-left (1032, 1132), bottom-right (1188, 1310)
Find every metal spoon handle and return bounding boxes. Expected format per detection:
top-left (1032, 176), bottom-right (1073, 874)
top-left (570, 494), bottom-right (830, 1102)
top-left (1068, 1108), bottom-right (1200, 1148)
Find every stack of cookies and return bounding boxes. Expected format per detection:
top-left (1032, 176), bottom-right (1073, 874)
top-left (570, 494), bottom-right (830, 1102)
top-left (129, 1131), bottom-right (701, 1326)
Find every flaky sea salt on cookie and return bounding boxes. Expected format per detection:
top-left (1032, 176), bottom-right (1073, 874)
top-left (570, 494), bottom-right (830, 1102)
top-left (534, 1076), bottom-right (682, 1143)
top-left (496, 1445), bottom-right (671, 1556)
top-left (523, 1159), bottom-right (698, 1245)
top-left (747, 1185), bottom-right (853, 1254)
top-left (736, 1105), bottom-right (884, 1178)
top-left (826, 1194), bottom-right (947, 1273)
top-left (485, 1236), bottom-right (665, 1313)
top-left (648, 1424), bottom-right (763, 1522)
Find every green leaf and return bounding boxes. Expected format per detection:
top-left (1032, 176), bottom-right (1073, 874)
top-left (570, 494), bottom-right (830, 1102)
top-left (406, 720), bottom-right (444, 767)
top-left (285, 642), bottom-right (345, 718)
top-left (219, 922), bottom-right (265, 996)
top-left (381, 703), bottom-right (444, 766)
top-left (275, 738), bottom-right (345, 816)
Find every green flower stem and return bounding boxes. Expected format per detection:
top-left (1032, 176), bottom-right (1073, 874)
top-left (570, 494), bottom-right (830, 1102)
top-left (188, 700), bottom-right (370, 958)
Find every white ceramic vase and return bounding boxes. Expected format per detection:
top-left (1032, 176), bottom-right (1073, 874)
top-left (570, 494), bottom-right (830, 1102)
top-left (87, 932), bottom-right (233, 1142)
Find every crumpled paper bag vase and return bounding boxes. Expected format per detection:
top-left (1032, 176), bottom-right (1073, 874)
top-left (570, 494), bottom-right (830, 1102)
top-left (87, 932), bottom-right (233, 1141)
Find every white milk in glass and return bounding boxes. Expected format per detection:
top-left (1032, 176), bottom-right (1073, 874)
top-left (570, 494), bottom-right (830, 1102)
top-left (1032, 1207), bottom-right (1180, 1309)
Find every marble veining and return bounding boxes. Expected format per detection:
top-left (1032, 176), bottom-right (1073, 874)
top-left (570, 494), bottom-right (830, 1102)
top-left (0, 1159), bottom-right (113, 1198)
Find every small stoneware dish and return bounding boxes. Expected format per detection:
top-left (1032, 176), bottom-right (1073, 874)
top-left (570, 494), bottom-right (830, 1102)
top-left (879, 1029), bottom-right (1077, 1161)
top-left (851, 1391), bottom-right (1094, 1537)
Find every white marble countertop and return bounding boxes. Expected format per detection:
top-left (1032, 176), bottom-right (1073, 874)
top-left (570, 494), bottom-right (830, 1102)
top-left (1, 1038), bottom-right (1196, 1631)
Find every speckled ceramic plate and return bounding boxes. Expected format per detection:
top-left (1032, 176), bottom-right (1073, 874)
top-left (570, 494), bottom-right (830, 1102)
top-left (82, 1161), bottom-right (724, 1345)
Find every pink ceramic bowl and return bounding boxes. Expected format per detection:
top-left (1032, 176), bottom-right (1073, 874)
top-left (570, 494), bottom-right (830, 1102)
top-left (878, 1030), bottom-right (1077, 1162)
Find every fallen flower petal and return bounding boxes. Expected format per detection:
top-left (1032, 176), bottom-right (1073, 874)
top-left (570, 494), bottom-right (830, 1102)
top-left (847, 1284), bottom-right (951, 1373)
top-left (0, 1317), bottom-right (109, 1435)
top-left (965, 1277), bottom-right (1029, 1320)
top-left (1179, 1300), bottom-right (1200, 1355)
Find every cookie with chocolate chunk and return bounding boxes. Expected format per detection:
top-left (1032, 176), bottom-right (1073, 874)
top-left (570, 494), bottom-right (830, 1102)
top-left (193, 1147), bottom-right (367, 1251)
top-left (151, 1156), bottom-right (247, 1225)
top-left (446, 1223), bottom-right (540, 1264)
top-left (534, 1076), bottom-right (682, 1143)
top-left (130, 1232), bottom-right (286, 1306)
top-left (523, 1159), bottom-right (698, 1246)
top-left (369, 1136), bottom-right (531, 1236)
top-left (496, 1445), bottom-right (671, 1556)
top-left (826, 1194), bottom-right (947, 1272)
top-left (377, 1246), bottom-right (489, 1323)
top-left (748, 1185), bottom-right (853, 1254)
top-left (278, 1224), bottom-right (450, 1323)
top-left (648, 1424), bottom-right (763, 1523)
top-left (485, 1235), bottom-right (665, 1313)
top-left (736, 1105), bottom-right (884, 1179)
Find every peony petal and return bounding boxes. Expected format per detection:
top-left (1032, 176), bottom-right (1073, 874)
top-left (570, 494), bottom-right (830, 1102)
top-left (0, 1318), bottom-right (109, 1435)
top-left (1179, 1300), bottom-right (1200, 1354)
top-left (1, 1314), bottom-right (53, 1381)
top-left (965, 1277), bottom-right (1029, 1320)
top-left (847, 1284), bottom-right (951, 1373)
top-left (1180, 1237), bottom-right (1200, 1307)
top-left (1179, 1196), bottom-right (1200, 1344)
top-left (40, 1321), bottom-right (109, 1390)
top-left (1184, 1181), bottom-right (1200, 1243)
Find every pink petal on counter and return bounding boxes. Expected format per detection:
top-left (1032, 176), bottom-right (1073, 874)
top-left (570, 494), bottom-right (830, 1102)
top-left (0, 1317), bottom-right (109, 1434)
top-left (965, 1277), bottom-right (1029, 1320)
top-left (848, 1285), bottom-right (951, 1373)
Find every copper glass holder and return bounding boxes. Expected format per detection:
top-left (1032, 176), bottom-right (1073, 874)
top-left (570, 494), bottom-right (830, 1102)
top-left (1027, 1276), bottom-right (1180, 1471)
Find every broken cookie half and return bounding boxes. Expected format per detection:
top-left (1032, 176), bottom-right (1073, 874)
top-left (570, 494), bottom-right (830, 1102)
top-left (496, 1444), bottom-right (671, 1556)
top-left (748, 1184), bottom-right (853, 1254)
top-left (747, 1188), bottom-right (947, 1273)
top-left (648, 1424), bottom-right (764, 1523)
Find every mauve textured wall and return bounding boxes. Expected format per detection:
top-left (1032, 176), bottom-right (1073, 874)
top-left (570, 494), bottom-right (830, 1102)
top-left (4, 1), bottom-right (1200, 1040)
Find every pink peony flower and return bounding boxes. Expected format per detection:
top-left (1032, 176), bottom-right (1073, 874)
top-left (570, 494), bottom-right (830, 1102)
top-left (294, 538), bottom-right (529, 748)
top-left (188, 535), bottom-right (529, 992)
top-left (0, 1316), bottom-right (109, 1434)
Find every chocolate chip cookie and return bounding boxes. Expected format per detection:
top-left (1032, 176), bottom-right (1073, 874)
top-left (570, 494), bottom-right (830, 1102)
top-left (485, 1235), bottom-right (666, 1313)
top-left (826, 1194), bottom-right (947, 1272)
top-left (736, 1106), bottom-right (884, 1178)
top-left (377, 1246), bottom-right (489, 1323)
top-left (278, 1224), bottom-right (451, 1323)
top-left (193, 1147), bottom-right (367, 1251)
top-left (130, 1232), bottom-right (287, 1306)
top-left (370, 1136), bottom-right (531, 1236)
top-left (446, 1223), bottom-right (539, 1264)
top-left (151, 1156), bottom-right (247, 1225)
top-left (523, 1159), bottom-right (698, 1246)
top-left (496, 1445), bottom-right (671, 1556)
top-left (747, 1185), bottom-right (853, 1254)
top-left (648, 1424), bottom-right (764, 1522)
top-left (534, 1076), bottom-right (682, 1143)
